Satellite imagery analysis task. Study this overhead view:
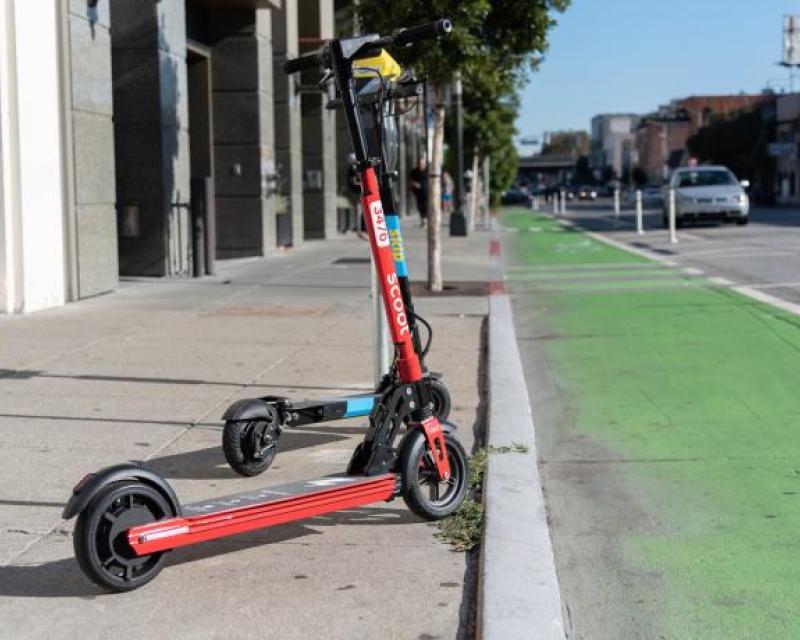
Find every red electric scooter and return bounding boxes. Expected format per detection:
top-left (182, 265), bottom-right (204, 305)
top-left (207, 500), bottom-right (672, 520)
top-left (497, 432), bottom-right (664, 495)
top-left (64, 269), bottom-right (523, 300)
top-left (63, 18), bottom-right (467, 592)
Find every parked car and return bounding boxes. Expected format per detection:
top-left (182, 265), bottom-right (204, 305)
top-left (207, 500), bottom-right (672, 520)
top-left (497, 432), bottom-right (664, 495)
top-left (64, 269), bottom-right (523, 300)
top-left (577, 185), bottom-right (598, 201)
top-left (664, 166), bottom-right (749, 227)
top-left (642, 185), bottom-right (664, 207)
top-left (501, 187), bottom-right (533, 207)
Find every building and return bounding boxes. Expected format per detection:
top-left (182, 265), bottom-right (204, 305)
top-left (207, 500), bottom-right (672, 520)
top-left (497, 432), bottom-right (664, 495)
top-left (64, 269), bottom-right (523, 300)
top-left (0, 0), bottom-right (376, 314)
top-left (635, 94), bottom-right (774, 185)
top-left (589, 113), bottom-right (640, 180)
top-left (774, 93), bottom-right (800, 204)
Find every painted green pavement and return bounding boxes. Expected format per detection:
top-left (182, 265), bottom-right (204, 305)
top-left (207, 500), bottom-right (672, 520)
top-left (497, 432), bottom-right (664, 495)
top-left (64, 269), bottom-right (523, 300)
top-left (504, 209), bottom-right (800, 639)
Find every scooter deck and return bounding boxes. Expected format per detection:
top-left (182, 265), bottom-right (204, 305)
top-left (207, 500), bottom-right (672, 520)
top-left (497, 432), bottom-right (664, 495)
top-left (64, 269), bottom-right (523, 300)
top-left (128, 473), bottom-right (399, 556)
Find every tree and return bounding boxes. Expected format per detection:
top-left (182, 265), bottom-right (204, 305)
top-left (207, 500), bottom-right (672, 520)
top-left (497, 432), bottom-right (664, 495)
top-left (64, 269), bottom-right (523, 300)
top-left (687, 107), bottom-right (773, 186)
top-left (574, 155), bottom-right (593, 185)
top-left (357, 0), bottom-right (569, 290)
top-left (541, 130), bottom-right (590, 157)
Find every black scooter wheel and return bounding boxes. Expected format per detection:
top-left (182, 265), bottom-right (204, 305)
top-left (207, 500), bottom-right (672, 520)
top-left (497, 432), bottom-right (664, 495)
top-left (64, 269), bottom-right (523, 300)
top-left (429, 378), bottom-right (451, 422)
top-left (73, 480), bottom-right (172, 592)
top-left (400, 430), bottom-right (468, 520)
top-left (223, 419), bottom-right (278, 477)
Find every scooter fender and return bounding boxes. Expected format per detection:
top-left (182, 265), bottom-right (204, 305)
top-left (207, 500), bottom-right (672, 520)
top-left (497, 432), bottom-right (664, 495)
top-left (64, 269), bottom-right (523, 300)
top-left (438, 419), bottom-right (456, 433)
top-left (62, 463), bottom-right (180, 520)
top-left (222, 398), bottom-right (274, 422)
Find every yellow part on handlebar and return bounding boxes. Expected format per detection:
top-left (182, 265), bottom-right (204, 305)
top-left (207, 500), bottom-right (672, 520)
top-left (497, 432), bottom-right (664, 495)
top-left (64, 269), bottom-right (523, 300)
top-left (353, 49), bottom-right (402, 80)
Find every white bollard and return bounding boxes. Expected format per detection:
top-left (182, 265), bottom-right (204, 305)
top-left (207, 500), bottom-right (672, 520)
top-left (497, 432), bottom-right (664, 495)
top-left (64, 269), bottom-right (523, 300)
top-left (560, 190), bottom-right (567, 216)
top-left (635, 189), bottom-right (643, 235)
top-left (613, 188), bottom-right (620, 218)
top-left (533, 195), bottom-right (539, 211)
top-left (552, 194), bottom-right (558, 214)
top-left (371, 258), bottom-right (390, 385)
top-left (668, 188), bottom-right (678, 244)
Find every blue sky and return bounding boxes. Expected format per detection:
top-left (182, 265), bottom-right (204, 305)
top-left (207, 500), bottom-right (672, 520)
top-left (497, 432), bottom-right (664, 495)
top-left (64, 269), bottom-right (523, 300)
top-left (516, 0), bottom-right (800, 145)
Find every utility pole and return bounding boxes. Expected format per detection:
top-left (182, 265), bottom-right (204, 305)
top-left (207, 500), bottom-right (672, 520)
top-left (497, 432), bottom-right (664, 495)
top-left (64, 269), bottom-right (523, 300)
top-left (450, 71), bottom-right (467, 236)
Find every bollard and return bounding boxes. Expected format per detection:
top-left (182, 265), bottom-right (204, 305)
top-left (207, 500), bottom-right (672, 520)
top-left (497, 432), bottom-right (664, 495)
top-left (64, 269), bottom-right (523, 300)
top-left (533, 195), bottom-right (539, 211)
top-left (560, 190), bottom-right (567, 216)
top-left (552, 195), bottom-right (558, 215)
top-left (613, 188), bottom-right (620, 218)
top-left (635, 189), bottom-right (643, 235)
top-left (668, 188), bottom-right (678, 244)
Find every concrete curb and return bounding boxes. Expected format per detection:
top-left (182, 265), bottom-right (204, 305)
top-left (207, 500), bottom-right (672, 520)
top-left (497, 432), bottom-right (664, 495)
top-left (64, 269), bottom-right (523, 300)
top-left (478, 217), bottom-right (566, 639)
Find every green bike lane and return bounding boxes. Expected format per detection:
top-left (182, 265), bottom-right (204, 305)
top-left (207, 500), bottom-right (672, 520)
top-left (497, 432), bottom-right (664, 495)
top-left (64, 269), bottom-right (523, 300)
top-left (503, 209), bottom-right (800, 639)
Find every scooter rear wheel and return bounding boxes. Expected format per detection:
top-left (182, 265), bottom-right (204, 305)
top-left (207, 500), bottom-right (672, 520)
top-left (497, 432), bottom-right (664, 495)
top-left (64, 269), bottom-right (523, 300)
top-left (429, 378), bottom-right (451, 422)
top-left (400, 430), bottom-right (468, 520)
top-left (73, 480), bottom-right (172, 592)
top-left (223, 419), bottom-right (279, 477)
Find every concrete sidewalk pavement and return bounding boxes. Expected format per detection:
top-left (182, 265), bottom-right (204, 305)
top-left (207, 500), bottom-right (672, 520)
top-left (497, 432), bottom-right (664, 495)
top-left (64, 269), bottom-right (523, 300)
top-left (0, 223), bottom-right (489, 640)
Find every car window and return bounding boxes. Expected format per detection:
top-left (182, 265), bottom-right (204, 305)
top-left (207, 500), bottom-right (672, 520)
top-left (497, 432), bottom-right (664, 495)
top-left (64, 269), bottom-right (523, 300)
top-left (676, 170), bottom-right (736, 187)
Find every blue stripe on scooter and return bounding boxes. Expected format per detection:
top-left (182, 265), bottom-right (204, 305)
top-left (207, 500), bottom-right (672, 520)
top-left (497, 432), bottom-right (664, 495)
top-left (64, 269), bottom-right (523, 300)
top-left (344, 396), bottom-right (376, 417)
top-left (385, 215), bottom-right (408, 277)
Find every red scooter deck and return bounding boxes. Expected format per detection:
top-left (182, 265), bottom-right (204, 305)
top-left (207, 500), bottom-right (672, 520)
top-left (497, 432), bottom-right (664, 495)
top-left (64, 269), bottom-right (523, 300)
top-left (128, 473), bottom-right (398, 556)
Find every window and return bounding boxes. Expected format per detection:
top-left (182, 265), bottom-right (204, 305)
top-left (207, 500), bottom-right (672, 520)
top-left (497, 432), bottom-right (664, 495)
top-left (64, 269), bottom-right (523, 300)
top-left (676, 170), bottom-right (737, 187)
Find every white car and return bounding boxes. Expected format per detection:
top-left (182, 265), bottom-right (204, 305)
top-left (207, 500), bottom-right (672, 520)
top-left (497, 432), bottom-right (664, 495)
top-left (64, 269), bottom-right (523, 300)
top-left (664, 166), bottom-right (749, 227)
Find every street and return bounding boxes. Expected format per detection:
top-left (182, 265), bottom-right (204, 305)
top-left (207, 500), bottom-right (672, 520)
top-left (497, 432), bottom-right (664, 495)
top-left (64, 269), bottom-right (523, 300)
top-left (560, 200), bottom-right (800, 306)
top-left (503, 206), bottom-right (800, 639)
top-left (0, 226), bottom-right (489, 640)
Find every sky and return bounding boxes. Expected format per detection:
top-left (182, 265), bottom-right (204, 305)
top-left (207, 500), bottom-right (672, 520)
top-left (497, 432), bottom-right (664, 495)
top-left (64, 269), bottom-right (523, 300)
top-left (516, 0), bottom-right (800, 147)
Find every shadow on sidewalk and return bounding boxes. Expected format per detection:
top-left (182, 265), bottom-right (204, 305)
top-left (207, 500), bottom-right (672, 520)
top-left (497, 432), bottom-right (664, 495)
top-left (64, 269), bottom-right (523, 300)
top-left (144, 430), bottom-right (352, 480)
top-left (0, 506), bottom-right (419, 599)
top-left (0, 369), bottom-right (373, 394)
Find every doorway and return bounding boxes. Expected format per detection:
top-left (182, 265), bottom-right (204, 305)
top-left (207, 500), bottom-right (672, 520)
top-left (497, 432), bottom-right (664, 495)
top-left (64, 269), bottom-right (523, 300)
top-left (187, 42), bottom-right (215, 275)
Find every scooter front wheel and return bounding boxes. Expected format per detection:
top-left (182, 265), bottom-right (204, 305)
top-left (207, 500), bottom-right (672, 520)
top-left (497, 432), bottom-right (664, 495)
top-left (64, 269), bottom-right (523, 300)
top-left (73, 480), bottom-right (172, 592)
top-left (400, 430), bottom-right (468, 520)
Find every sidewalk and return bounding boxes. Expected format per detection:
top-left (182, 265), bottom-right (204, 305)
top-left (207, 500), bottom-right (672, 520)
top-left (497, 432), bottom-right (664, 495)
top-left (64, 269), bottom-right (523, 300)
top-left (503, 208), bottom-right (800, 639)
top-left (0, 222), bottom-right (489, 639)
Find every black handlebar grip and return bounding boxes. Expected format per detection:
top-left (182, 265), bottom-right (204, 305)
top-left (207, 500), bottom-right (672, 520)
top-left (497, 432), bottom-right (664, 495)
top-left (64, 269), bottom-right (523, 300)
top-left (283, 52), bottom-right (323, 75)
top-left (394, 18), bottom-right (453, 47)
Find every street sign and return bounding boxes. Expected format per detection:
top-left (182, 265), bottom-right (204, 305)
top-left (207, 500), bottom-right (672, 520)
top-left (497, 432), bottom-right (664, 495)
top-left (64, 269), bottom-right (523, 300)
top-left (768, 142), bottom-right (796, 157)
top-left (782, 15), bottom-right (800, 66)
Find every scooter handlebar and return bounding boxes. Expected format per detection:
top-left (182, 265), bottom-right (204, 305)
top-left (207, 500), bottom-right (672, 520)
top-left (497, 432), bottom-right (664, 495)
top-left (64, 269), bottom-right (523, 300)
top-left (393, 18), bottom-right (452, 47)
top-left (283, 51), bottom-right (326, 75)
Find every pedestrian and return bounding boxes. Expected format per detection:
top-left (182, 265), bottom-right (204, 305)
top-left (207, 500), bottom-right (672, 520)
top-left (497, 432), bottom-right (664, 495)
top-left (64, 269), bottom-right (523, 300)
top-left (409, 156), bottom-right (429, 227)
top-left (441, 170), bottom-right (454, 217)
top-left (346, 153), bottom-right (367, 240)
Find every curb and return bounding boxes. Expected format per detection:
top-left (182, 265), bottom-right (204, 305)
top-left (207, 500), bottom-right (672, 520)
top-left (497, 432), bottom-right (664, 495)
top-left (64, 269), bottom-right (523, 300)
top-left (477, 216), bottom-right (565, 640)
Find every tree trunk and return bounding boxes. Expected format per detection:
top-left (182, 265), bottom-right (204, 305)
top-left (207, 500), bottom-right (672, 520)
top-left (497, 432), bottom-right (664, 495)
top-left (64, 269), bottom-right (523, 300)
top-left (427, 84), bottom-right (445, 292)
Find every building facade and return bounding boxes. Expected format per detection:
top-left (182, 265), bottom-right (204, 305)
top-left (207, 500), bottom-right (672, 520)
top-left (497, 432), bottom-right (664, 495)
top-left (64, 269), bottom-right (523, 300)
top-left (774, 93), bottom-right (800, 204)
top-left (635, 94), bottom-right (774, 185)
top-left (0, 0), bottom-right (353, 314)
top-left (589, 113), bottom-right (640, 180)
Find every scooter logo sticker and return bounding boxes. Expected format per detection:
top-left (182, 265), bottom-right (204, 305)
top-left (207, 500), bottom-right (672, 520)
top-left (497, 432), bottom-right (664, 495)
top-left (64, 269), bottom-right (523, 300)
top-left (386, 272), bottom-right (410, 337)
top-left (369, 201), bottom-right (389, 247)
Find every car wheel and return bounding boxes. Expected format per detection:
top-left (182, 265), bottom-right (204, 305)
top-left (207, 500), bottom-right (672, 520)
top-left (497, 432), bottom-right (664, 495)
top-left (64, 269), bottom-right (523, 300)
top-left (736, 218), bottom-right (748, 226)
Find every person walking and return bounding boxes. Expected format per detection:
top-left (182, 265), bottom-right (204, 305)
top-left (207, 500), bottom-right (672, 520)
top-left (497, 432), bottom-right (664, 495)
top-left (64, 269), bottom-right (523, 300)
top-left (441, 170), bottom-right (454, 217)
top-left (409, 156), bottom-right (429, 227)
top-left (346, 153), bottom-right (367, 240)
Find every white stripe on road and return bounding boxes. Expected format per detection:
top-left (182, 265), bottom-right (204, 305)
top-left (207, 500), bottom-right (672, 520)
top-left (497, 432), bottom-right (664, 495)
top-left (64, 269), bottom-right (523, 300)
top-left (558, 214), bottom-right (800, 318)
top-left (732, 286), bottom-right (800, 317)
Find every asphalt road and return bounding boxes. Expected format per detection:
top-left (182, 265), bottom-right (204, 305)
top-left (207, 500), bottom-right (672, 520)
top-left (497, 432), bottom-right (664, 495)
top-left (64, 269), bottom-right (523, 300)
top-left (560, 199), bottom-right (800, 305)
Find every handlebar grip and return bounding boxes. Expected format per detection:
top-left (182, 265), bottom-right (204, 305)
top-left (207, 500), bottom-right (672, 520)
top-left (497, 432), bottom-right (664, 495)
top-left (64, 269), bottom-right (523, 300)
top-left (283, 52), bottom-right (324, 75)
top-left (394, 18), bottom-right (452, 47)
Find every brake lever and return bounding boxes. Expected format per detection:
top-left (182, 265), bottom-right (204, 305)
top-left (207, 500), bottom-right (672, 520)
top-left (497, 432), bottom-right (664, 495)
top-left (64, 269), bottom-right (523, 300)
top-left (318, 69), bottom-right (334, 90)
